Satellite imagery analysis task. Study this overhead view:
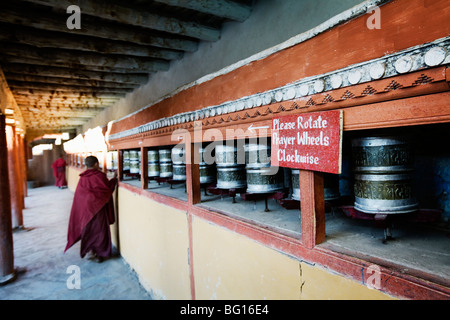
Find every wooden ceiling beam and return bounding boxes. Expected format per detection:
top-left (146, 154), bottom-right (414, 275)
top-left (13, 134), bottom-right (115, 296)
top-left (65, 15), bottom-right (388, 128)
top-left (0, 43), bottom-right (170, 72)
top-left (11, 89), bottom-right (125, 99)
top-left (8, 81), bottom-right (134, 93)
top-left (0, 24), bottom-right (184, 60)
top-left (0, 6), bottom-right (198, 52)
top-left (21, 0), bottom-right (221, 41)
top-left (2, 64), bottom-right (149, 84)
top-left (0, 56), bottom-right (153, 74)
top-left (5, 74), bottom-right (141, 90)
top-left (154, 0), bottom-right (252, 22)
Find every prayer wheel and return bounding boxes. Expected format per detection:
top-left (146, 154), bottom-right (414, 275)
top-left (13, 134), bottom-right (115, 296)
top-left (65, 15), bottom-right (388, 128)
top-left (352, 136), bottom-right (413, 173)
top-left (199, 147), bottom-right (216, 184)
top-left (352, 136), bottom-right (418, 214)
top-left (148, 150), bottom-right (159, 163)
top-left (291, 169), bottom-right (301, 201)
top-left (291, 170), bottom-right (340, 201)
top-left (159, 162), bottom-right (173, 178)
top-left (129, 159), bottom-right (140, 174)
top-left (172, 146), bottom-right (185, 164)
top-left (216, 166), bottom-right (246, 189)
top-left (148, 150), bottom-right (159, 177)
top-left (246, 166), bottom-right (284, 193)
top-left (159, 149), bottom-right (172, 163)
top-left (123, 151), bottom-right (130, 171)
top-left (354, 173), bottom-right (418, 214)
top-left (159, 148), bottom-right (172, 178)
top-left (172, 164), bottom-right (186, 181)
top-left (245, 143), bottom-right (271, 168)
top-left (215, 144), bottom-right (245, 167)
top-left (216, 144), bottom-right (246, 189)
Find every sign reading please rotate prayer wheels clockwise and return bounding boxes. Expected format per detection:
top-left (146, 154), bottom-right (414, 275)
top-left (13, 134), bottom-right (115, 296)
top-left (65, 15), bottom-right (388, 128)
top-left (271, 110), bottom-right (343, 174)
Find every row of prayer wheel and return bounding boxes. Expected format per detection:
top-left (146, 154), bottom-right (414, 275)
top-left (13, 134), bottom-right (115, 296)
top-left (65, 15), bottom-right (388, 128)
top-left (351, 136), bottom-right (418, 214)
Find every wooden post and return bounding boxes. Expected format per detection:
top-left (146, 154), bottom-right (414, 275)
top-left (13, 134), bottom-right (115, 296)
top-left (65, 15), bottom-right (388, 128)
top-left (6, 125), bottom-right (23, 229)
top-left (117, 150), bottom-right (124, 181)
top-left (300, 170), bottom-right (325, 249)
top-left (0, 115), bottom-right (16, 285)
top-left (140, 147), bottom-right (148, 190)
top-left (186, 143), bottom-right (201, 206)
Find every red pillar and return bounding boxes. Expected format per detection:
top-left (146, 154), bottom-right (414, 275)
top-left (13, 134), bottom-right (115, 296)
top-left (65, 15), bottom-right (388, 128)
top-left (6, 125), bottom-right (23, 228)
top-left (300, 170), bottom-right (325, 249)
top-left (0, 115), bottom-right (16, 285)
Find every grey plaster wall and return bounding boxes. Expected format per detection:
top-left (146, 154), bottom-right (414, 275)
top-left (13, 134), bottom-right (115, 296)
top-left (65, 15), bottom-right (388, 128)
top-left (81, 0), bottom-right (366, 133)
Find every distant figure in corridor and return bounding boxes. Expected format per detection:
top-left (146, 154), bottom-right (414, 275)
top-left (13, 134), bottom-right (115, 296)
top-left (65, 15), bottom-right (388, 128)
top-left (51, 154), bottom-right (67, 189)
top-left (64, 156), bottom-right (118, 263)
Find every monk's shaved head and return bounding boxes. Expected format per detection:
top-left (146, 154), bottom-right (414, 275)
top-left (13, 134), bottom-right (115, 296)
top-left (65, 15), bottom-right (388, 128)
top-left (85, 156), bottom-right (99, 169)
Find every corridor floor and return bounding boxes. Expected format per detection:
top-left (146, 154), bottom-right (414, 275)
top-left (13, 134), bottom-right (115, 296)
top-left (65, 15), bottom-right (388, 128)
top-left (0, 185), bottom-right (153, 300)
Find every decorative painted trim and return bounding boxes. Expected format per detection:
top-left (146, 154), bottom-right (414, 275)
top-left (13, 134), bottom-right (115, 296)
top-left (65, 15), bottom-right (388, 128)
top-left (107, 37), bottom-right (450, 142)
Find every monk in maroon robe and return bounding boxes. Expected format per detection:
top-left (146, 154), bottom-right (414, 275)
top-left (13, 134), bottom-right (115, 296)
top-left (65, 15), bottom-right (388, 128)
top-left (51, 154), bottom-right (67, 188)
top-left (65, 156), bottom-right (118, 262)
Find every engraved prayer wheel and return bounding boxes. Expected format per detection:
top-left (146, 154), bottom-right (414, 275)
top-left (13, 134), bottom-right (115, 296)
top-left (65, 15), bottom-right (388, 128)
top-left (158, 149), bottom-right (172, 163)
top-left (199, 148), bottom-right (216, 184)
top-left (147, 150), bottom-right (159, 177)
top-left (291, 169), bottom-right (301, 201)
top-left (352, 136), bottom-right (413, 173)
top-left (216, 166), bottom-right (246, 189)
top-left (245, 143), bottom-right (271, 168)
top-left (291, 170), bottom-right (340, 201)
top-left (129, 160), bottom-right (140, 174)
top-left (148, 162), bottom-right (160, 177)
top-left (172, 164), bottom-right (186, 181)
top-left (216, 143), bottom-right (246, 189)
top-left (215, 144), bottom-right (245, 167)
top-left (354, 173), bottom-right (418, 214)
top-left (129, 150), bottom-right (139, 161)
top-left (159, 162), bottom-right (173, 178)
top-left (172, 146), bottom-right (185, 164)
top-left (147, 150), bottom-right (159, 163)
top-left (123, 151), bottom-right (130, 171)
top-left (352, 136), bottom-right (418, 214)
top-left (246, 166), bottom-right (284, 193)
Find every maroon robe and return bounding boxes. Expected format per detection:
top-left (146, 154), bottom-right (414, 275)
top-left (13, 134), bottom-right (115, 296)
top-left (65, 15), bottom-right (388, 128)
top-left (51, 157), bottom-right (67, 187)
top-left (64, 169), bottom-right (117, 258)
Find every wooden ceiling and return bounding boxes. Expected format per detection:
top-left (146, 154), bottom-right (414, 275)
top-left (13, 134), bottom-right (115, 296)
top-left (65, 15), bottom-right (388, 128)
top-left (0, 0), bottom-right (253, 138)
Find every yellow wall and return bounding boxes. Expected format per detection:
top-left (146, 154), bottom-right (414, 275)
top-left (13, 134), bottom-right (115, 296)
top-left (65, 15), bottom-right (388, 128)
top-left (67, 167), bottom-right (395, 300)
top-left (117, 187), bottom-right (191, 299)
top-left (192, 217), bottom-right (394, 300)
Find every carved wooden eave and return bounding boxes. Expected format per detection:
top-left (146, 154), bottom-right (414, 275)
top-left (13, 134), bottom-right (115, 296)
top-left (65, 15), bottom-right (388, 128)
top-left (107, 37), bottom-right (450, 150)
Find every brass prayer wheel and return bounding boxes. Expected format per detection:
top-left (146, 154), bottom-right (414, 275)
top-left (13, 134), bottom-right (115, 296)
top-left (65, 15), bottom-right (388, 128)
top-left (354, 173), bottom-right (418, 214)
top-left (352, 136), bottom-right (413, 173)
top-left (352, 136), bottom-right (418, 214)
